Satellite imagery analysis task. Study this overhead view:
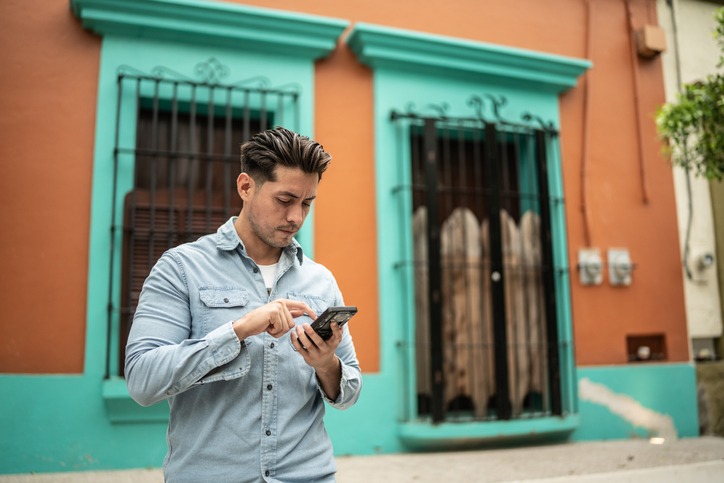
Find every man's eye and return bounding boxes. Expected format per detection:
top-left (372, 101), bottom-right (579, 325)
top-left (303, 202), bottom-right (312, 208)
top-left (278, 199), bottom-right (291, 205)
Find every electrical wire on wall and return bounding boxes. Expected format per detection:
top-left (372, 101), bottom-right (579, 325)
top-left (580, 0), bottom-right (595, 248)
top-left (625, 0), bottom-right (650, 205)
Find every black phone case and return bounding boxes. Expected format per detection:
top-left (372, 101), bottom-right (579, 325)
top-left (311, 306), bottom-right (357, 340)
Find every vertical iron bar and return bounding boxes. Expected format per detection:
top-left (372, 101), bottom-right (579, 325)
top-left (187, 86), bottom-right (197, 244)
top-left (224, 87), bottom-right (232, 221)
top-left (528, 133), bottom-right (548, 413)
top-left (486, 123), bottom-right (511, 421)
top-left (293, 94), bottom-right (300, 132)
top-left (148, 80), bottom-right (160, 273)
top-left (535, 130), bottom-right (562, 416)
top-left (107, 74), bottom-right (124, 380)
top-left (424, 118), bottom-right (445, 423)
top-left (243, 90), bottom-right (251, 143)
top-left (500, 130), bottom-right (519, 417)
top-left (410, 122), bottom-right (425, 415)
top-left (456, 121), bottom-right (476, 414)
top-left (125, 78), bottom-right (142, 354)
top-left (260, 91), bottom-right (267, 131)
top-left (441, 122), bottom-right (456, 417)
top-left (515, 131), bottom-right (532, 413)
top-left (169, 83), bottom-right (178, 248)
top-left (472, 122), bottom-right (489, 418)
top-left (277, 93), bottom-right (284, 128)
top-left (206, 86), bottom-right (214, 234)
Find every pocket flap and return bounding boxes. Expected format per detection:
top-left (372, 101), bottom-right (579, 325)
top-left (199, 288), bottom-right (249, 308)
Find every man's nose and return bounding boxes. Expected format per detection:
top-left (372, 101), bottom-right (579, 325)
top-left (287, 204), bottom-right (303, 225)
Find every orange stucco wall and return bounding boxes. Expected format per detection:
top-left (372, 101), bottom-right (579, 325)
top-left (0, 0), bottom-right (688, 374)
top-left (0, 0), bottom-right (100, 373)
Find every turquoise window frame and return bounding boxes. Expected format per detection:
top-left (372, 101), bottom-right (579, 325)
top-left (71, 0), bottom-right (348, 421)
top-left (348, 23), bottom-right (590, 447)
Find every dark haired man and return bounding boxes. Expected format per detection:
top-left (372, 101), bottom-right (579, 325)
top-left (125, 127), bottom-right (362, 483)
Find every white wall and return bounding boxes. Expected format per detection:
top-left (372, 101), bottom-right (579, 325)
top-left (656, 0), bottom-right (723, 339)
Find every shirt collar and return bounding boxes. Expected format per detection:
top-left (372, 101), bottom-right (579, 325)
top-left (216, 217), bottom-right (304, 265)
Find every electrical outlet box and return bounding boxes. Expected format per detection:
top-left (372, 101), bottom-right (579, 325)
top-left (608, 248), bottom-right (632, 286)
top-left (636, 25), bottom-right (667, 58)
top-left (578, 248), bottom-right (603, 285)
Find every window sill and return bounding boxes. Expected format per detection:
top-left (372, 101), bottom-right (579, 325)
top-left (398, 414), bottom-right (579, 450)
top-left (102, 377), bottom-right (169, 424)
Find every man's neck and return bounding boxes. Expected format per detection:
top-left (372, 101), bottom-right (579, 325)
top-left (234, 216), bottom-right (283, 265)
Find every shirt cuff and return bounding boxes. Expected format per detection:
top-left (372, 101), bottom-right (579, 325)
top-left (196, 322), bottom-right (250, 385)
top-left (315, 356), bottom-right (351, 406)
top-left (206, 321), bottom-right (242, 366)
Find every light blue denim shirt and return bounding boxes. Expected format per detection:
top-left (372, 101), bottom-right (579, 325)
top-left (125, 217), bottom-right (362, 483)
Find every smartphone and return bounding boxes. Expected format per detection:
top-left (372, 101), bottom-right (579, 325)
top-left (311, 306), bottom-right (357, 340)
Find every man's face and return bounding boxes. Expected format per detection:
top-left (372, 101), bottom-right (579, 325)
top-left (242, 166), bottom-right (319, 249)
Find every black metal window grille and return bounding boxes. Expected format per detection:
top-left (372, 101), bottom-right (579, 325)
top-left (393, 98), bottom-right (564, 423)
top-left (107, 60), bottom-right (299, 378)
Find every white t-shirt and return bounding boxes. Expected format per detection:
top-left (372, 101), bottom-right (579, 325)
top-left (258, 262), bottom-right (279, 295)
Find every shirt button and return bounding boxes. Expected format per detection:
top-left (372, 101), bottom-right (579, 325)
top-left (265, 470), bottom-right (270, 477)
top-left (267, 384), bottom-right (272, 390)
top-left (270, 342), bottom-right (275, 349)
top-left (223, 298), bottom-right (229, 303)
top-left (266, 429), bottom-right (271, 436)
top-left (253, 267), bottom-right (259, 273)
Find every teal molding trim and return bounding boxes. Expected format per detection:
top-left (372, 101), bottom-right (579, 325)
top-left (102, 377), bottom-right (169, 423)
top-left (347, 23), bottom-right (591, 93)
top-left (70, 0), bottom-right (348, 60)
top-left (399, 415), bottom-right (579, 450)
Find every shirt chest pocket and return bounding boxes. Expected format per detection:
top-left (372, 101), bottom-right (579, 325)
top-left (284, 292), bottom-right (331, 352)
top-left (199, 287), bottom-right (250, 335)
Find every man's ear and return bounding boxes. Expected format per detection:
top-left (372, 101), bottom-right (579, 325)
top-left (237, 173), bottom-right (254, 201)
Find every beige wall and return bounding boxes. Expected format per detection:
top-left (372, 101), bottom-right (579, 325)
top-left (657, 0), bottom-right (724, 341)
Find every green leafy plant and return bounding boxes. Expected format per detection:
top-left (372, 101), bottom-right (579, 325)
top-left (656, 8), bottom-right (724, 180)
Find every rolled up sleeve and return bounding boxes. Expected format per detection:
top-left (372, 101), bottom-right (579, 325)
top-left (124, 252), bottom-right (248, 407)
top-left (314, 283), bottom-right (363, 410)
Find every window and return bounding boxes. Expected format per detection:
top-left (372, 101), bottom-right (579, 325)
top-left (108, 61), bottom-right (298, 378)
top-left (400, 110), bottom-right (561, 423)
top-left (348, 22), bottom-right (588, 444)
top-left (72, 0), bottom-right (347, 422)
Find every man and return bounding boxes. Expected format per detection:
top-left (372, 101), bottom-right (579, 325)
top-left (125, 127), bottom-right (362, 483)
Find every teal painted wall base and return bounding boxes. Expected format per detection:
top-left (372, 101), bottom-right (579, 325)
top-left (0, 375), bottom-right (168, 475)
top-left (572, 363), bottom-right (698, 441)
top-left (0, 363), bottom-right (699, 474)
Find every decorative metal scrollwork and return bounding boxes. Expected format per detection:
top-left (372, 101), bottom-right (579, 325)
top-left (521, 112), bottom-right (556, 132)
top-left (427, 102), bottom-right (450, 120)
top-left (391, 93), bottom-right (558, 134)
top-left (467, 96), bottom-right (486, 122)
top-left (149, 65), bottom-right (194, 82)
top-left (484, 94), bottom-right (508, 123)
top-left (116, 58), bottom-right (300, 95)
top-left (194, 58), bottom-right (229, 84)
top-left (467, 94), bottom-right (511, 124)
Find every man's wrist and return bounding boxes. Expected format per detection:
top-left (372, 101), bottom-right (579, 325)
top-left (232, 318), bottom-right (249, 341)
top-left (315, 354), bottom-right (340, 375)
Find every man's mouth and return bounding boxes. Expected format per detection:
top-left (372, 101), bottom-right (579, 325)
top-left (278, 227), bottom-right (298, 236)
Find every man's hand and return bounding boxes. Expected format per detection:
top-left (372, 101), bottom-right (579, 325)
top-left (232, 299), bottom-right (316, 341)
top-left (290, 321), bottom-right (343, 400)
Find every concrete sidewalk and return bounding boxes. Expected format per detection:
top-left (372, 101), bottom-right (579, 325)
top-left (1, 437), bottom-right (722, 482)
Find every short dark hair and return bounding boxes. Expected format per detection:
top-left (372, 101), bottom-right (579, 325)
top-left (240, 127), bottom-right (331, 184)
